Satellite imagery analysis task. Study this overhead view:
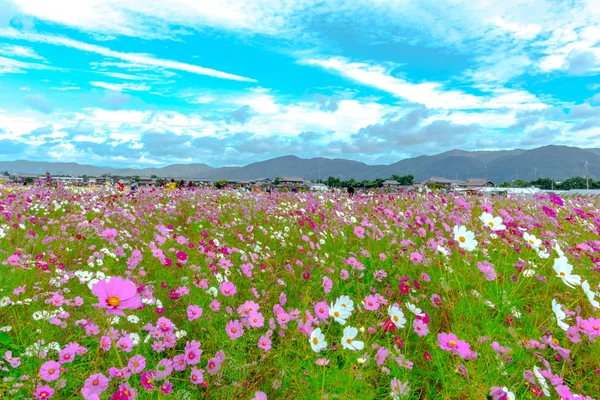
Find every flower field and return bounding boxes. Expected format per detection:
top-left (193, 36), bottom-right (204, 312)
top-left (0, 184), bottom-right (599, 399)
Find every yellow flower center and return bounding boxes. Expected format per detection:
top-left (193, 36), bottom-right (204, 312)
top-left (346, 338), bottom-right (352, 344)
top-left (552, 338), bottom-right (559, 345)
top-left (93, 379), bottom-right (99, 385)
top-left (459, 236), bottom-right (466, 243)
top-left (559, 272), bottom-right (565, 276)
top-left (107, 296), bottom-right (121, 307)
top-left (488, 222), bottom-right (494, 226)
top-left (48, 368), bottom-right (55, 374)
top-left (231, 327), bottom-right (237, 333)
top-left (529, 240), bottom-right (534, 245)
top-left (312, 337), bottom-right (319, 345)
top-left (334, 311), bottom-right (340, 317)
top-left (449, 340), bottom-right (456, 347)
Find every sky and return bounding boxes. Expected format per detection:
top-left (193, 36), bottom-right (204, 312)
top-left (0, 0), bottom-right (600, 168)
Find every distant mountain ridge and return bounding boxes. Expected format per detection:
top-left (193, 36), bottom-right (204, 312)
top-left (1, 145), bottom-right (598, 183)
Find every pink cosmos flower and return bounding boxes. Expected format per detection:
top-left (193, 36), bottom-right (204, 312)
top-left (39, 360), bottom-right (61, 382)
top-left (477, 261), bottom-right (497, 281)
top-left (364, 295), bottom-right (379, 311)
top-left (322, 276), bottom-right (333, 293)
top-left (316, 358), bottom-right (330, 366)
top-left (101, 228), bottom-right (118, 241)
top-left (187, 305), bottom-right (203, 321)
top-left (258, 335), bottom-right (272, 351)
top-left (226, 320), bottom-right (244, 340)
top-left (190, 367), bottom-right (205, 385)
top-left (247, 310), bottom-right (265, 328)
top-left (314, 301), bottom-right (329, 319)
top-left (184, 340), bottom-right (203, 365)
top-left (220, 281), bottom-right (237, 296)
top-left (83, 373), bottom-right (109, 398)
top-left (4, 351), bottom-right (21, 368)
top-left (210, 299), bottom-right (220, 312)
top-left (413, 319), bottom-right (429, 337)
top-left (59, 349), bottom-right (75, 364)
top-left (172, 354), bottom-right (187, 371)
top-left (409, 252), bottom-right (423, 264)
top-left (116, 336), bottom-right (134, 353)
top-left (252, 392), bottom-right (267, 400)
top-left (354, 226), bottom-right (365, 238)
top-left (128, 354), bottom-right (146, 374)
top-left (34, 385), bottom-right (55, 399)
top-left (7, 254), bottom-right (20, 266)
top-left (91, 277), bottom-right (142, 316)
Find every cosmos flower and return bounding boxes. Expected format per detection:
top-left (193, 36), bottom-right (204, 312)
top-left (341, 326), bottom-right (364, 351)
top-left (582, 281), bottom-right (599, 308)
top-left (453, 225), bottom-right (477, 251)
top-left (552, 299), bottom-right (569, 331)
top-left (553, 257), bottom-right (582, 288)
top-left (91, 277), bottom-right (142, 316)
top-left (523, 232), bottom-right (542, 249)
top-left (309, 328), bottom-right (327, 352)
top-left (479, 212), bottom-right (506, 231)
top-left (388, 306), bottom-right (407, 329)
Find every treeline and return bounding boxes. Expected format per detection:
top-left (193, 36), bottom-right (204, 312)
top-left (315, 174), bottom-right (415, 188)
top-left (500, 177), bottom-right (599, 190)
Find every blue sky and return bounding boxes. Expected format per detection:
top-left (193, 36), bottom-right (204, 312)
top-left (0, 0), bottom-right (600, 168)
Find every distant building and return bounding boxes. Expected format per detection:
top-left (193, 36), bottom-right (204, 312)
top-left (464, 178), bottom-right (496, 188)
top-left (382, 179), bottom-right (400, 188)
top-left (423, 177), bottom-right (465, 188)
top-left (278, 176), bottom-right (305, 186)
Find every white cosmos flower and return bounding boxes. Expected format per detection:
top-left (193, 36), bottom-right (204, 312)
top-left (582, 281), bottom-right (600, 308)
top-left (310, 328), bottom-right (327, 352)
top-left (405, 302), bottom-right (425, 317)
top-left (553, 256), bottom-right (582, 288)
top-left (554, 244), bottom-right (565, 257)
top-left (533, 366), bottom-right (551, 396)
top-left (341, 326), bottom-right (364, 351)
top-left (523, 232), bottom-right (542, 249)
top-left (387, 306), bottom-right (406, 329)
top-left (207, 287), bottom-right (218, 297)
top-left (337, 295), bottom-right (355, 313)
top-left (436, 245), bottom-right (449, 257)
top-left (522, 269), bottom-right (536, 277)
top-left (536, 249), bottom-right (550, 259)
top-left (329, 302), bottom-right (351, 325)
top-left (551, 299), bottom-right (569, 331)
top-left (478, 212), bottom-right (506, 231)
top-left (453, 225), bottom-right (477, 251)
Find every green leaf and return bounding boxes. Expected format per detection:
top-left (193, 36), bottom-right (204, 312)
top-left (0, 332), bottom-right (12, 345)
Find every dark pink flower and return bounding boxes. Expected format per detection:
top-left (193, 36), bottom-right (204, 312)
top-left (34, 385), bottom-right (55, 399)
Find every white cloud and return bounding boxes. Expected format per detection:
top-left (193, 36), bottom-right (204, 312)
top-left (90, 81), bottom-right (151, 91)
top-left (0, 44), bottom-right (45, 60)
top-left (0, 28), bottom-right (257, 82)
top-left (0, 55), bottom-right (54, 74)
top-left (304, 57), bottom-right (548, 111)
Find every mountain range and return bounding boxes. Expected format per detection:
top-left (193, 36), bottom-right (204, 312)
top-left (1, 145), bottom-right (599, 183)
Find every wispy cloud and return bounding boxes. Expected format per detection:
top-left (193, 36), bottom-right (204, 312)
top-left (303, 57), bottom-right (547, 110)
top-left (0, 55), bottom-right (55, 74)
top-left (0, 44), bottom-right (45, 60)
top-left (90, 81), bottom-right (151, 92)
top-left (0, 28), bottom-right (257, 82)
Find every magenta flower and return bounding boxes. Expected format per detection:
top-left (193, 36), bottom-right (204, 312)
top-left (409, 252), bottom-right (423, 264)
top-left (59, 348), bottom-right (75, 364)
top-left (172, 354), bottom-right (187, 371)
top-left (220, 281), bottom-right (237, 296)
top-left (354, 226), bottom-right (365, 238)
top-left (159, 380), bottom-right (173, 394)
top-left (140, 371), bottom-right (156, 390)
top-left (91, 277), bottom-right (142, 316)
top-left (187, 305), bottom-right (203, 321)
top-left (34, 385), bottom-right (55, 399)
top-left (39, 360), bottom-right (61, 382)
top-left (101, 228), bottom-right (118, 240)
top-left (226, 320), bottom-right (244, 340)
top-left (477, 261), bottom-right (497, 281)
